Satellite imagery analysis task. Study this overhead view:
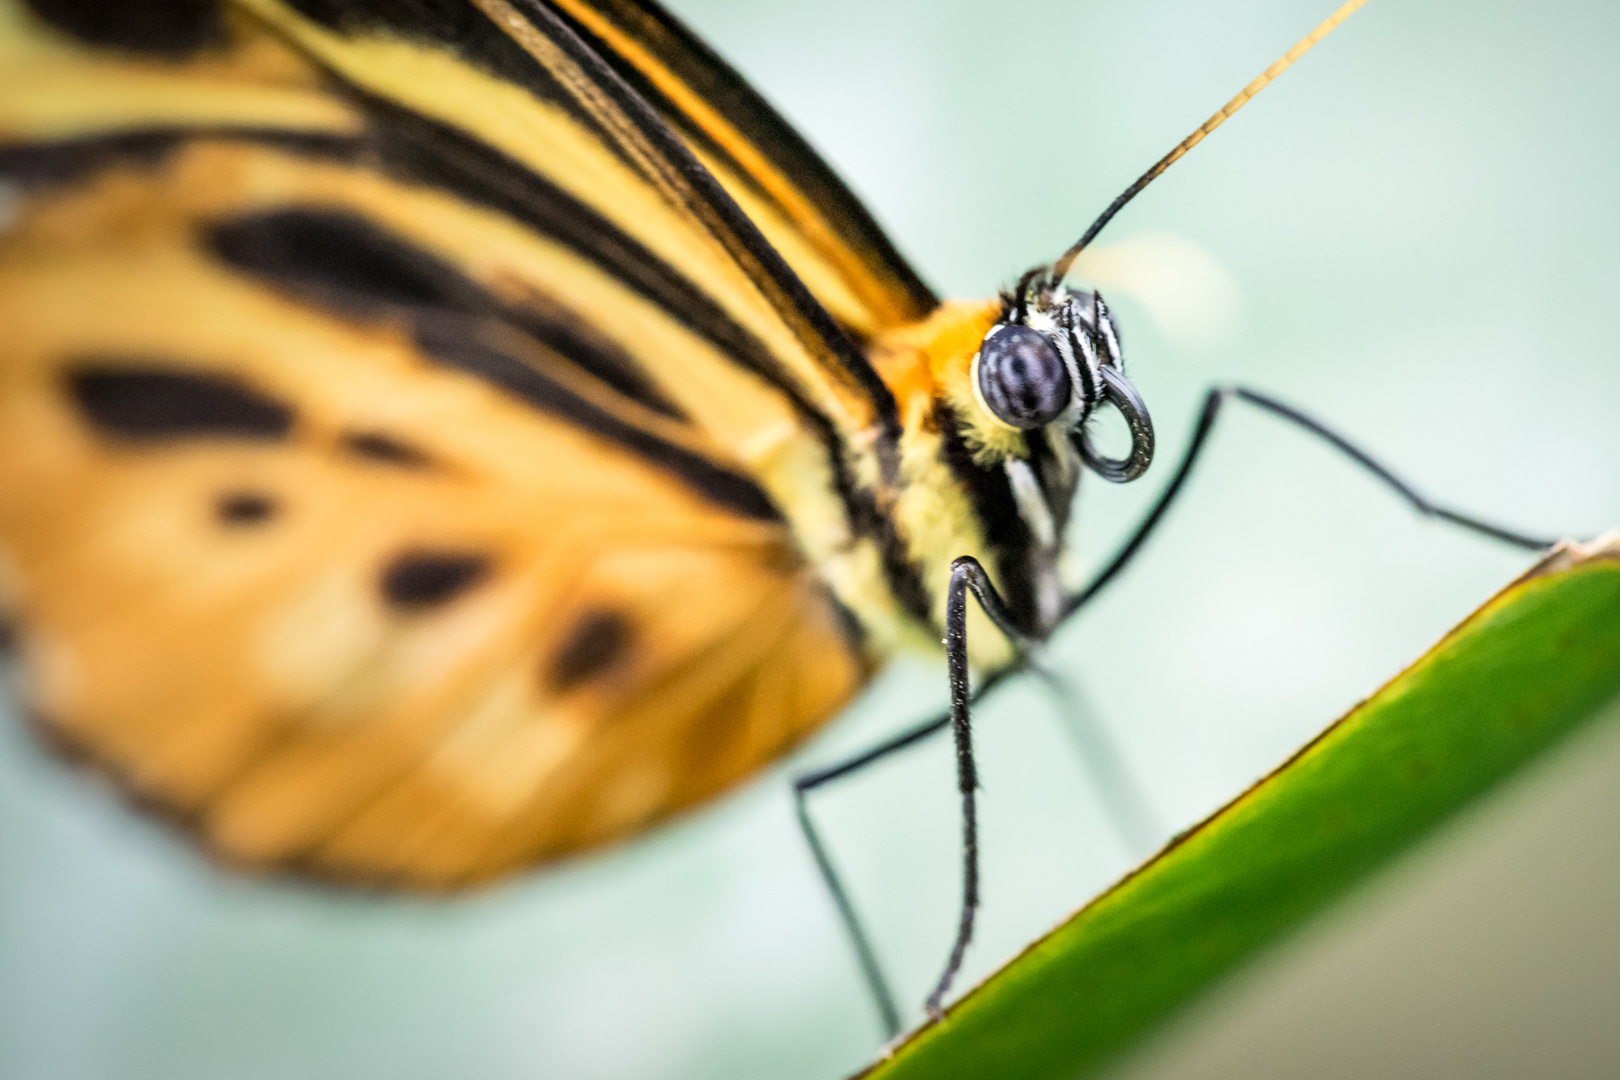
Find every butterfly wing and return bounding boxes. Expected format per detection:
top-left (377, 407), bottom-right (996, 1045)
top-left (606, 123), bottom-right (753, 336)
top-left (0, 0), bottom-right (910, 887)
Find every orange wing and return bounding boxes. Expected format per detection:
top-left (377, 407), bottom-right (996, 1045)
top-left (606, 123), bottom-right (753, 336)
top-left (0, 0), bottom-right (887, 888)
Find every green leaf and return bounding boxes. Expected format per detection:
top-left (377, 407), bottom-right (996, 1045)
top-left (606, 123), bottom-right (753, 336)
top-left (860, 535), bottom-right (1620, 1080)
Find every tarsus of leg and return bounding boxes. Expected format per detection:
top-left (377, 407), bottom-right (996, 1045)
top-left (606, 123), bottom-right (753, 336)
top-left (792, 664), bottom-right (1021, 1037)
top-left (791, 786), bottom-right (901, 1038)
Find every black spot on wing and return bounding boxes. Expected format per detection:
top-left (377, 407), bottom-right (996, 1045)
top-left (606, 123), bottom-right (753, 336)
top-left (205, 208), bottom-right (684, 421)
top-left (24, 0), bottom-right (222, 57)
top-left (547, 610), bottom-right (632, 693)
top-left (341, 430), bottom-right (433, 469)
top-left (380, 551), bottom-right (490, 610)
top-left (66, 365), bottom-right (294, 441)
top-left (216, 491), bottom-right (276, 525)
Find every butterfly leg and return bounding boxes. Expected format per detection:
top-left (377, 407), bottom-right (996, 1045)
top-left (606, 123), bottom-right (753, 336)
top-left (791, 559), bottom-right (1026, 1035)
top-left (794, 737), bottom-right (925, 1038)
top-left (793, 703), bottom-right (959, 1038)
top-left (922, 555), bottom-right (1032, 1019)
top-left (1062, 385), bottom-right (1557, 621)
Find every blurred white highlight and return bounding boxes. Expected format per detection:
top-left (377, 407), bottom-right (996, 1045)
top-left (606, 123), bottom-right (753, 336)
top-left (1069, 232), bottom-right (1241, 351)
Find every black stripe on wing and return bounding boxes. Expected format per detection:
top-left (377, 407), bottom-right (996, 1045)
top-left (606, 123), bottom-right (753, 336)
top-left (508, 0), bottom-right (902, 437)
top-left (282, 0), bottom-right (640, 170)
top-left (202, 206), bottom-right (783, 521)
top-left (66, 365), bottom-right (296, 441)
top-left (547, 0), bottom-right (938, 323)
top-left (0, 129), bottom-right (358, 186)
top-left (278, 0), bottom-right (900, 441)
top-left (21, 0), bottom-right (225, 57)
top-left (207, 206), bottom-right (684, 422)
top-left (249, 0), bottom-right (899, 436)
top-left (491, 2), bottom-right (936, 623)
top-left (355, 99), bottom-right (800, 424)
top-left (22, 0), bottom-right (935, 327)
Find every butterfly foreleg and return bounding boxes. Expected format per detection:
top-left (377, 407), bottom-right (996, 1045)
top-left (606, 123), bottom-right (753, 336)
top-left (789, 557), bottom-right (1029, 1036)
top-left (922, 556), bottom-right (1033, 1019)
top-left (1062, 385), bottom-right (1559, 623)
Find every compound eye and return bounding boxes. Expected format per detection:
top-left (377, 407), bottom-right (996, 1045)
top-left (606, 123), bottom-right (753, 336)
top-left (974, 325), bottom-right (1072, 429)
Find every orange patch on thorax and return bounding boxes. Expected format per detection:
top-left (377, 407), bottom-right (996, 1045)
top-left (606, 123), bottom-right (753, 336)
top-left (867, 299), bottom-right (1000, 428)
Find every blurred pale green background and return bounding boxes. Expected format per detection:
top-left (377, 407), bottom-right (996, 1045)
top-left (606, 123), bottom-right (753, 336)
top-left (3, 0), bottom-right (1619, 1078)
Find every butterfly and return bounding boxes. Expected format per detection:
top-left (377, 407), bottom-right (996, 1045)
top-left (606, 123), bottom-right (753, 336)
top-left (0, 0), bottom-right (961, 882)
top-left (0, 0), bottom-right (1575, 1041)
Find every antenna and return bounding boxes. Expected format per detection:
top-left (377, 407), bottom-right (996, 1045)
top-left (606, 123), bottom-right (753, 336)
top-left (1050, 0), bottom-right (1372, 283)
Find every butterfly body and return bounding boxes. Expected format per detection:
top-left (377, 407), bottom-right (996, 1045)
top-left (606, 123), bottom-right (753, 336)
top-left (0, 0), bottom-right (1075, 887)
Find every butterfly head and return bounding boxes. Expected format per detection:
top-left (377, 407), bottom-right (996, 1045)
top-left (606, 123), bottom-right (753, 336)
top-left (900, 273), bottom-right (1156, 638)
top-left (972, 273), bottom-right (1155, 486)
